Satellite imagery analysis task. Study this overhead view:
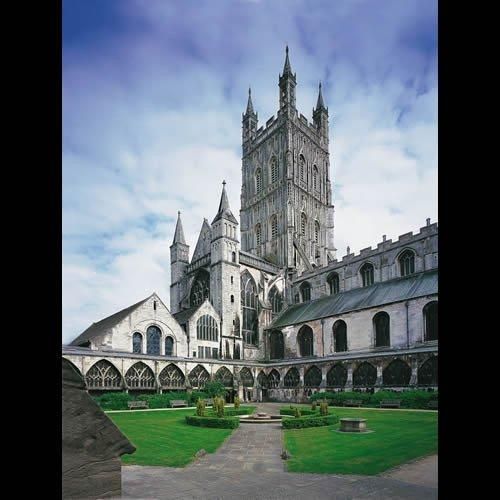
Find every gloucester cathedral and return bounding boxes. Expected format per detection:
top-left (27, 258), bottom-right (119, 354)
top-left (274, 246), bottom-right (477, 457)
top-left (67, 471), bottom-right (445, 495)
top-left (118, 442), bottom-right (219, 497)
top-left (63, 48), bottom-right (438, 402)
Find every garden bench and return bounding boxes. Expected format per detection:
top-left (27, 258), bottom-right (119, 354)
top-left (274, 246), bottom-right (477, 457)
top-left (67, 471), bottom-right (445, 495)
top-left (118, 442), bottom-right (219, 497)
top-left (170, 399), bottom-right (188, 408)
top-left (427, 400), bottom-right (438, 410)
top-left (379, 400), bottom-right (401, 408)
top-left (204, 398), bottom-right (213, 406)
top-left (343, 399), bottom-right (363, 407)
top-left (128, 400), bottom-right (149, 410)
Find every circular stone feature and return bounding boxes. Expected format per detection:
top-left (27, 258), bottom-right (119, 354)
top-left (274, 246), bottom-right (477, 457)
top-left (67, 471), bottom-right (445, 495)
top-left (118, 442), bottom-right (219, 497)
top-left (339, 418), bottom-right (368, 433)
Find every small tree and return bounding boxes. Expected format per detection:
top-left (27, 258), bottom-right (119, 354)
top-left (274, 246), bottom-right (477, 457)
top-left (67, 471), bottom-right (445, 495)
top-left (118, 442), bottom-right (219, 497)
top-left (234, 396), bottom-right (241, 410)
top-left (196, 398), bottom-right (206, 417)
top-left (320, 401), bottom-right (329, 416)
top-left (311, 401), bottom-right (317, 412)
top-left (204, 381), bottom-right (227, 399)
top-left (214, 396), bottom-right (225, 417)
top-left (293, 407), bottom-right (301, 418)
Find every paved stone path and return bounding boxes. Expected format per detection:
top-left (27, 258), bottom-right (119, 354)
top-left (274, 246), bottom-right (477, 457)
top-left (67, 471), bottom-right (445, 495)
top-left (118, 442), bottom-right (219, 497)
top-left (120, 403), bottom-right (438, 499)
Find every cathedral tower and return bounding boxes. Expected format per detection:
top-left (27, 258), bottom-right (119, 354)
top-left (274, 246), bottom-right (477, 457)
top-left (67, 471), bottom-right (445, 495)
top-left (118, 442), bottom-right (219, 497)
top-left (240, 47), bottom-right (336, 275)
top-left (170, 212), bottom-right (189, 314)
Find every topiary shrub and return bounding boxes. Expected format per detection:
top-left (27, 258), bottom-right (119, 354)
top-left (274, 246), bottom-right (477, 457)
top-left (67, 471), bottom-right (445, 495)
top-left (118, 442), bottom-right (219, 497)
top-left (213, 396), bottom-right (225, 417)
top-left (320, 401), bottom-right (329, 416)
top-left (293, 407), bottom-right (301, 418)
top-left (196, 398), bottom-right (206, 417)
top-left (311, 401), bottom-right (317, 412)
top-left (234, 396), bottom-right (241, 410)
top-left (185, 415), bottom-right (239, 429)
top-left (282, 414), bottom-right (339, 429)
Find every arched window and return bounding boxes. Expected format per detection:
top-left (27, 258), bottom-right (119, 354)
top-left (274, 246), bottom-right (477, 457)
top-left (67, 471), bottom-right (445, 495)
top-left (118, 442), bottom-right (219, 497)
top-left (327, 364), bottom-right (347, 388)
top-left (240, 367), bottom-right (254, 387)
top-left (333, 320), bottom-right (347, 352)
top-left (232, 251), bottom-right (236, 262)
top-left (314, 221), bottom-right (320, 243)
top-left (85, 360), bottom-right (122, 389)
top-left (257, 370), bottom-right (269, 388)
top-left (271, 215), bottom-right (278, 240)
top-left (215, 366), bottom-right (233, 387)
top-left (374, 312), bottom-right (390, 347)
top-left (284, 367), bottom-right (299, 388)
top-left (353, 362), bottom-right (377, 387)
top-left (304, 366), bottom-right (322, 387)
top-left (146, 325), bottom-right (161, 355)
top-left (269, 330), bottom-right (284, 359)
top-left (190, 269), bottom-right (210, 307)
top-left (234, 343), bottom-right (241, 359)
top-left (424, 301), bottom-right (438, 341)
top-left (360, 263), bottom-right (375, 287)
top-left (313, 166), bottom-right (318, 190)
top-left (255, 168), bottom-right (262, 193)
top-left (225, 340), bottom-right (231, 359)
top-left (241, 272), bottom-right (259, 345)
top-left (300, 212), bottom-right (307, 236)
top-left (327, 272), bottom-right (339, 294)
top-left (300, 281), bottom-right (311, 302)
top-left (299, 154), bottom-right (305, 181)
top-left (132, 332), bottom-right (143, 353)
top-left (125, 362), bottom-right (155, 389)
top-left (271, 157), bottom-right (278, 184)
top-left (399, 249), bottom-right (415, 276)
top-left (188, 364), bottom-right (210, 389)
top-left (165, 336), bottom-right (174, 356)
top-left (383, 359), bottom-right (411, 386)
top-left (268, 286), bottom-right (283, 316)
top-left (298, 325), bottom-right (313, 356)
top-left (255, 223), bottom-right (262, 246)
top-left (269, 369), bottom-right (280, 388)
top-left (159, 363), bottom-right (185, 389)
top-left (418, 356), bottom-right (438, 386)
top-left (196, 315), bottom-right (218, 342)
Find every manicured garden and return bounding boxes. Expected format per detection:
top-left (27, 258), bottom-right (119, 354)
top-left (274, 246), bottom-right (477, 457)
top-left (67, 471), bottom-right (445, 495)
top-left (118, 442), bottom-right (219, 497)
top-left (283, 406), bottom-right (438, 475)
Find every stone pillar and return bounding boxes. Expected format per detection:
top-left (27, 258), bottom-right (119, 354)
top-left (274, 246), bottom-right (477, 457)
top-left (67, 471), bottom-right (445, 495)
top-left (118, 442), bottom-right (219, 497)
top-left (320, 365), bottom-right (327, 391)
top-left (345, 363), bottom-right (353, 390)
top-left (410, 357), bottom-right (418, 386)
top-left (238, 384), bottom-right (244, 401)
top-left (376, 361), bottom-right (383, 388)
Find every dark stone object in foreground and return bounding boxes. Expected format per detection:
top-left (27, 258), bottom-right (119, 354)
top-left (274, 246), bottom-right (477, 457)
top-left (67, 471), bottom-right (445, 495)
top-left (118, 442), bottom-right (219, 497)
top-left (62, 358), bottom-right (135, 499)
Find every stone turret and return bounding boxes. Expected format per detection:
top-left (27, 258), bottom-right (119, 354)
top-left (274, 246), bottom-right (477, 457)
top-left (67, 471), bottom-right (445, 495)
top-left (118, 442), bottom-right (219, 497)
top-left (170, 211), bottom-right (189, 314)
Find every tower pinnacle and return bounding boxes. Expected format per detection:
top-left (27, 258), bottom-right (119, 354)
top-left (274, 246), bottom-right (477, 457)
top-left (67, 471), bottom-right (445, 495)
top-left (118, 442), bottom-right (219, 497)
top-left (172, 211), bottom-right (186, 245)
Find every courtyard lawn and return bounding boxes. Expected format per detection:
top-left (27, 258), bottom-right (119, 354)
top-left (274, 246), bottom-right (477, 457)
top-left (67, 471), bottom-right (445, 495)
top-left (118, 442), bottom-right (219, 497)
top-left (283, 407), bottom-right (438, 475)
top-left (109, 406), bottom-right (255, 467)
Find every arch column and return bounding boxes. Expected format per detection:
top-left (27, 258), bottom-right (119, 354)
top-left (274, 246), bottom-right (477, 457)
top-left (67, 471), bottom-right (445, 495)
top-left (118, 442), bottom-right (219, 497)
top-left (376, 360), bottom-right (383, 387)
top-left (410, 357), bottom-right (418, 386)
top-left (345, 363), bottom-right (353, 390)
top-left (320, 365), bottom-right (327, 392)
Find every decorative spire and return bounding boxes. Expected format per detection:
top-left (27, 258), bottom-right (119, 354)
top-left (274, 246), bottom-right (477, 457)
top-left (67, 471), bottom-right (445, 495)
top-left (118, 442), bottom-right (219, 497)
top-left (316, 82), bottom-right (326, 110)
top-left (212, 180), bottom-right (238, 225)
top-left (172, 211), bottom-right (186, 245)
top-left (282, 45), bottom-right (293, 75)
top-left (245, 87), bottom-right (255, 115)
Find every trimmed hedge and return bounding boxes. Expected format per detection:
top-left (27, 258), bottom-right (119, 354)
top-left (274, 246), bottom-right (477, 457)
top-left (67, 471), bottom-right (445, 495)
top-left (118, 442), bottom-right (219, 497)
top-left (310, 390), bottom-right (438, 410)
top-left (280, 407), bottom-right (319, 417)
top-left (93, 391), bottom-right (208, 410)
top-left (282, 414), bottom-right (339, 429)
top-left (185, 415), bottom-right (240, 429)
top-left (208, 406), bottom-right (255, 417)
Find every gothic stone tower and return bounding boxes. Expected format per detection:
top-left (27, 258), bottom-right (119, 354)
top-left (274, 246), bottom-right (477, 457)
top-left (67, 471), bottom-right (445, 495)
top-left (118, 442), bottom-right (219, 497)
top-left (169, 212), bottom-right (189, 315)
top-left (240, 47), bottom-right (336, 276)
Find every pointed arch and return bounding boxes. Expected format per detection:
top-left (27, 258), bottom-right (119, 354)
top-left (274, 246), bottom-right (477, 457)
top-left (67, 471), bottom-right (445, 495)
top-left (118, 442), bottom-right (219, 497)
top-left (132, 332), bottom-right (143, 353)
top-left (304, 365), bottom-right (322, 387)
top-left (398, 248), bottom-right (416, 276)
top-left (165, 336), bottom-right (174, 356)
top-left (382, 359), bottom-right (411, 386)
top-left (360, 262), bottom-right (375, 287)
top-left (239, 367), bottom-right (254, 387)
top-left (418, 356), bottom-right (438, 386)
top-left (125, 362), bottom-right (156, 389)
top-left (159, 363), bottom-right (185, 389)
top-left (85, 360), bottom-right (122, 389)
top-left (257, 370), bottom-right (269, 388)
top-left (313, 165), bottom-right (318, 190)
top-left (196, 314), bottom-right (218, 342)
top-left (255, 167), bottom-right (262, 193)
top-left (268, 286), bottom-right (283, 316)
top-left (269, 330), bottom-right (284, 359)
top-left (333, 320), bottom-right (347, 352)
top-left (374, 312), bottom-right (390, 347)
top-left (353, 362), bottom-right (377, 387)
top-left (424, 301), bottom-right (438, 341)
top-left (327, 272), bottom-right (339, 295)
top-left (146, 325), bottom-right (161, 355)
top-left (214, 366), bottom-right (233, 387)
top-left (188, 364), bottom-right (210, 389)
top-left (284, 367), bottom-right (300, 388)
top-left (190, 269), bottom-right (210, 307)
top-left (300, 281), bottom-right (311, 302)
top-left (327, 364), bottom-right (347, 388)
top-left (269, 368), bottom-right (280, 388)
top-left (300, 212), bottom-right (307, 236)
top-left (270, 156), bottom-right (279, 184)
top-left (297, 325), bottom-right (313, 356)
top-left (241, 271), bottom-right (259, 346)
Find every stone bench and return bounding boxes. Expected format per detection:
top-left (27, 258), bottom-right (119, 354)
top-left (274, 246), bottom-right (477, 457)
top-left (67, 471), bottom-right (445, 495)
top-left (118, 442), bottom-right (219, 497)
top-left (128, 400), bottom-right (149, 410)
top-left (379, 400), bottom-right (401, 408)
top-left (170, 399), bottom-right (188, 408)
top-left (204, 399), bottom-right (213, 406)
top-left (343, 399), bottom-right (363, 407)
top-left (427, 400), bottom-right (438, 410)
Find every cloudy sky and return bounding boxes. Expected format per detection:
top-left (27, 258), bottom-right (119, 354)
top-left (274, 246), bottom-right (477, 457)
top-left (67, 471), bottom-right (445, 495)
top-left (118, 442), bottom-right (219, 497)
top-left (62, 0), bottom-right (437, 344)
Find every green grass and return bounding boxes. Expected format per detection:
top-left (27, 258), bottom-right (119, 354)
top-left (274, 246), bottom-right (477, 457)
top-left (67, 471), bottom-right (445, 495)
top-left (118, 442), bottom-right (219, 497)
top-left (283, 407), bottom-right (438, 475)
top-left (109, 406), bottom-right (255, 467)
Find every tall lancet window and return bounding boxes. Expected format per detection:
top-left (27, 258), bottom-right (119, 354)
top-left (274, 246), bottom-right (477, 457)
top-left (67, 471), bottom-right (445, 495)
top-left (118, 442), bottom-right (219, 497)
top-left (241, 272), bottom-right (259, 346)
top-left (299, 154), bottom-right (305, 181)
top-left (271, 215), bottom-right (278, 240)
top-left (255, 168), bottom-right (262, 194)
top-left (313, 166), bottom-right (318, 190)
top-left (271, 157), bottom-right (278, 184)
top-left (314, 221), bottom-right (320, 243)
top-left (255, 223), bottom-right (262, 246)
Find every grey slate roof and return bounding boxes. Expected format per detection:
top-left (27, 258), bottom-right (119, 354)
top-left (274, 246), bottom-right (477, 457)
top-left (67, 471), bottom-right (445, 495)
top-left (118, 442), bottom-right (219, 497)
top-left (70, 295), bottom-right (151, 346)
top-left (173, 305), bottom-right (200, 325)
top-left (269, 270), bottom-right (438, 329)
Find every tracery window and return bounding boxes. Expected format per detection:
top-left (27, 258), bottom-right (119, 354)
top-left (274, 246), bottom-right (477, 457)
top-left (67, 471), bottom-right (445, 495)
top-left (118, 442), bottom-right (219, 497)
top-left (353, 362), bottom-right (377, 387)
top-left (300, 212), bottom-right (307, 236)
top-left (240, 367), bottom-right (254, 387)
top-left (234, 343), bottom-right (241, 359)
top-left (418, 356), bottom-right (438, 386)
top-left (333, 320), bottom-right (347, 352)
top-left (225, 340), bottom-right (231, 359)
top-left (268, 286), bottom-right (283, 316)
top-left (382, 359), bottom-right (411, 386)
top-left (300, 282), bottom-right (311, 302)
top-left (125, 362), bottom-right (155, 389)
top-left (424, 301), bottom-right (438, 341)
top-left (190, 269), bottom-right (210, 307)
top-left (313, 166), bottom-right (318, 190)
top-left (196, 315), bottom-right (218, 342)
top-left (327, 272), bottom-right (339, 294)
top-left (85, 360), bottom-right (122, 389)
top-left (271, 157), bottom-right (278, 184)
top-left (304, 366), bottom-right (322, 387)
top-left (256, 168), bottom-right (262, 193)
top-left (360, 262), bottom-right (375, 287)
top-left (269, 369), bottom-right (280, 388)
top-left (146, 325), bottom-right (161, 355)
top-left (374, 312), bottom-right (390, 347)
top-left (326, 364), bottom-right (347, 387)
top-left (214, 366), bottom-right (233, 387)
top-left (257, 371), bottom-right (269, 388)
top-left (188, 364), bottom-right (210, 388)
top-left (269, 330), bottom-right (284, 359)
top-left (399, 249), bottom-right (415, 276)
top-left (165, 336), bottom-right (174, 356)
top-left (241, 272), bottom-right (259, 345)
top-left (299, 154), bottom-right (305, 181)
top-left (256, 223), bottom-right (262, 246)
top-left (271, 215), bottom-right (278, 240)
top-left (132, 332), bottom-right (143, 353)
top-left (159, 363), bottom-right (185, 389)
top-left (284, 367), bottom-right (299, 388)
top-left (314, 221), bottom-right (320, 243)
top-left (298, 325), bottom-right (313, 356)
